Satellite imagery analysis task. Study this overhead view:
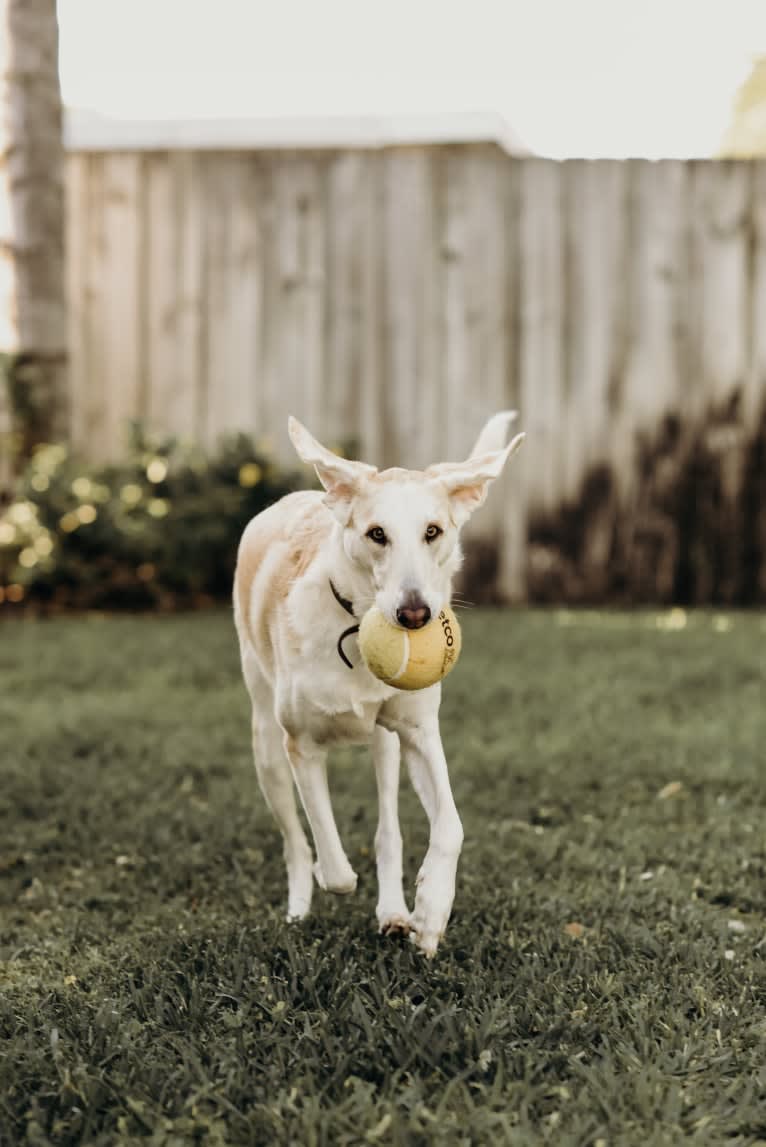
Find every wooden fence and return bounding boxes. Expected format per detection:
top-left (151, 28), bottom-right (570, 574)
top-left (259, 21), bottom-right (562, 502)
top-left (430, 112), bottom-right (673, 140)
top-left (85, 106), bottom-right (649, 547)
top-left (64, 146), bottom-right (766, 603)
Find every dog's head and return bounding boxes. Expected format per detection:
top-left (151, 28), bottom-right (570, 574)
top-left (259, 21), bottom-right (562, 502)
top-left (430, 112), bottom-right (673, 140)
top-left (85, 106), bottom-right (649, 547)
top-left (288, 414), bottom-right (524, 629)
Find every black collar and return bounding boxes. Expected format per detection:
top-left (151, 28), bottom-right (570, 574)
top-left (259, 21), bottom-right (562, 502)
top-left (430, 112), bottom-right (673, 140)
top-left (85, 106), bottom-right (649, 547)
top-left (329, 580), bottom-right (359, 669)
top-left (329, 579), bottom-right (356, 619)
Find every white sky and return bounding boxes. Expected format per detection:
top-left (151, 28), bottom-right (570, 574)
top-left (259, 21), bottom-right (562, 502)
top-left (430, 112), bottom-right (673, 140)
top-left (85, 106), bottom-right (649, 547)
top-left (58, 0), bottom-right (766, 158)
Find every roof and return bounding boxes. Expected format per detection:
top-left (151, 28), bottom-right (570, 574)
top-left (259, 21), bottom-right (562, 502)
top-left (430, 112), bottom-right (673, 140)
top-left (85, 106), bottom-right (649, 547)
top-left (64, 108), bottom-right (529, 154)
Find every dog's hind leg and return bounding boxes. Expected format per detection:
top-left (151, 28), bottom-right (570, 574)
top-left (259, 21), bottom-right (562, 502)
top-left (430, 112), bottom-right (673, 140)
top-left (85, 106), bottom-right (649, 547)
top-left (244, 657), bottom-right (313, 920)
top-left (252, 712), bottom-right (314, 920)
top-left (373, 726), bottom-right (411, 935)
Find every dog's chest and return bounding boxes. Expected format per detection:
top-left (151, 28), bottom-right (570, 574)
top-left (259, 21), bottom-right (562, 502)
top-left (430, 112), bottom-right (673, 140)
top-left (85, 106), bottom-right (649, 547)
top-left (302, 700), bottom-right (380, 745)
top-left (287, 659), bottom-right (394, 746)
top-left (280, 579), bottom-right (397, 744)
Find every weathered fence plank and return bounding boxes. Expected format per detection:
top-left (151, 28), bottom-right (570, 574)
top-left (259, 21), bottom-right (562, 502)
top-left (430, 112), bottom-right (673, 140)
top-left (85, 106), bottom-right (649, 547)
top-left (203, 155), bottom-right (263, 448)
top-left (749, 165), bottom-right (766, 601)
top-left (146, 153), bottom-right (179, 441)
top-left (749, 164), bottom-right (766, 425)
top-left (518, 158), bottom-right (566, 517)
top-left (175, 151), bottom-right (207, 442)
top-left (263, 155), bottom-right (326, 459)
top-left (79, 155), bottom-right (107, 454)
top-left (622, 160), bottom-right (686, 440)
top-left (442, 147), bottom-right (517, 591)
top-left (495, 156), bottom-right (525, 601)
top-left (565, 162), bottom-right (628, 480)
top-left (65, 153), bottom-right (88, 453)
top-left (688, 161), bottom-right (751, 415)
top-left (559, 160), bottom-right (628, 590)
top-left (323, 152), bottom-right (369, 450)
top-left (379, 150), bottom-right (439, 471)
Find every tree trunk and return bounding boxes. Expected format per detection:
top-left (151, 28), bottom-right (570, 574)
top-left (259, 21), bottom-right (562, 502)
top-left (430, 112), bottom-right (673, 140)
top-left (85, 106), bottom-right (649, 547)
top-left (0, 0), bottom-right (66, 495)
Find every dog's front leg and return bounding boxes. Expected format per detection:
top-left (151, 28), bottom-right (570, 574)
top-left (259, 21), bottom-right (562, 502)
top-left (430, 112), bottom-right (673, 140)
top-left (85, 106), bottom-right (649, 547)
top-left (373, 726), bottom-right (411, 935)
top-left (381, 695), bottom-right (463, 957)
top-left (283, 733), bottom-right (358, 895)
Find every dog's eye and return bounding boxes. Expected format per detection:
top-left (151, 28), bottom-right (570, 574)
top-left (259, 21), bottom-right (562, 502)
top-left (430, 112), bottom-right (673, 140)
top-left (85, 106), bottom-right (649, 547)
top-left (366, 526), bottom-right (388, 546)
top-left (425, 524), bottom-right (443, 543)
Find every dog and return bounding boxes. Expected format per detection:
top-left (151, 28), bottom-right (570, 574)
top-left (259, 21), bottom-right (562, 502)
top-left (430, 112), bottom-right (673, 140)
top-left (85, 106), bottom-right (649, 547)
top-left (233, 412), bottom-right (524, 956)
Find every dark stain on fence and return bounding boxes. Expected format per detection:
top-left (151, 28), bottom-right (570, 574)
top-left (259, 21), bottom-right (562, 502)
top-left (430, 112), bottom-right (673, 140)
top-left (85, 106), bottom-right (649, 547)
top-left (463, 393), bottom-right (766, 606)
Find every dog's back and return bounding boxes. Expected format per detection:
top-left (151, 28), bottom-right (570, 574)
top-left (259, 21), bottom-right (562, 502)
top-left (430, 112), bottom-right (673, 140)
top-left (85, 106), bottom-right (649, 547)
top-left (234, 490), bottom-right (331, 673)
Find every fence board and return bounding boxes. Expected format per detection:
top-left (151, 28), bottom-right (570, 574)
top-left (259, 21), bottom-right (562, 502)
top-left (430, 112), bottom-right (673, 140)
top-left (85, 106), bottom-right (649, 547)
top-left (79, 155), bottom-right (107, 455)
top-left (358, 153), bottom-right (385, 468)
top-left (565, 160), bottom-right (628, 486)
top-left (443, 148), bottom-right (517, 590)
top-left (146, 153), bottom-right (178, 441)
top-left (442, 147), bottom-right (511, 463)
top-left (263, 155), bottom-right (326, 460)
top-left (610, 156), bottom-right (689, 510)
top-left (749, 164), bottom-right (766, 425)
top-left (379, 150), bottom-right (439, 471)
top-left (65, 153), bottom-right (88, 451)
top-left (175, 151), bottom-right (207, 442)
top-left (201, 156), bottom-right (231, 449)
top-left (203, 155), bottom-right (263, 448)
top-left (495, 156), bottom-right (525, 600)
top-left (518, 158), bottom-right (565, 515)
top-left (94, 154), bottom-right (143, 457)
top-left (689, 162), bottom-right (751, 416)
top-left (749, 165), bottom-right (766, 598)
top-left (324, 153), bottom-right (368, 451)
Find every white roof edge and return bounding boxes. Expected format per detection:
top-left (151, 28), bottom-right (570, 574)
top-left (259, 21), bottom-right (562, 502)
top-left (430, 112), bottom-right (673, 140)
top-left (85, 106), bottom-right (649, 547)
top-left (65, 109), bottom-right (530, 155)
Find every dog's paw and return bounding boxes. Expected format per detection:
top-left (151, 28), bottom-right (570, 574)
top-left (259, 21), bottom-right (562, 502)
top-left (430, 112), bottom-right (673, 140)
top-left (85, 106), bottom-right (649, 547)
top-left (410, 903), bottom-right (447, 956)
top-left (285, 885), bottom-right (312, 922)
top-left (377, 910), bottom-right (412, 937)
top-left (410, 926), bottom-right (444, 958)
top-left (286, 903), bottom-right (311, 923)
top-left (313, 860), bottom-right (357, 895)
top-left (285, 859), bottom-right (314, 921)
top-left (410, 882), bottom-right (453, 957)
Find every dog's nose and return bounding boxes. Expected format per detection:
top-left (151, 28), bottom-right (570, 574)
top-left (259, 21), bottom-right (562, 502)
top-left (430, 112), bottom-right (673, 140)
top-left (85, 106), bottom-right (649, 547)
top-left (396, 594), bottom-right (431, 630)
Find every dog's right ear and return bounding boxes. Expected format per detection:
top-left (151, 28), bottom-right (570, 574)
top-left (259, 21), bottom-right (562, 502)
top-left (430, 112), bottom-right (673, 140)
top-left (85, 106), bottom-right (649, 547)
top-left (468, 410), bottom-right (519, 458)
top-left (427, 433), bottom-right (525, 526)
top-left (288, 416), bottom-right (376, 523)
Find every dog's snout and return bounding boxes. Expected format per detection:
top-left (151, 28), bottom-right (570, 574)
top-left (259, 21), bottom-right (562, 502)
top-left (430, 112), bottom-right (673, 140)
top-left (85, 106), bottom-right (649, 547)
top-left (396, 592), bottom-right (431, 630)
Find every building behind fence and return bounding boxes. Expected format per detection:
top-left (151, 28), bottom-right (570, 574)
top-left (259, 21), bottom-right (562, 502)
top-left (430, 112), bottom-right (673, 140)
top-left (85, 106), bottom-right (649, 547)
top-left (65, 145), bottom-right (766, 603)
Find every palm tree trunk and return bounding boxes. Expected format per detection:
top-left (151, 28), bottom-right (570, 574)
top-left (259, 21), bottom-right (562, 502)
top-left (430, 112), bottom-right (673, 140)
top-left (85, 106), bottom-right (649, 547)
top-left (0, 0), bottom-right (66, 494)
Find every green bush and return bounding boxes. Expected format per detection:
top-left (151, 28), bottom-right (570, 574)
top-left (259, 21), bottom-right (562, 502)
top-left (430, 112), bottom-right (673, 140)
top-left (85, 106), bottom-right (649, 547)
top-left (0, 425), bottom-right (304, 610)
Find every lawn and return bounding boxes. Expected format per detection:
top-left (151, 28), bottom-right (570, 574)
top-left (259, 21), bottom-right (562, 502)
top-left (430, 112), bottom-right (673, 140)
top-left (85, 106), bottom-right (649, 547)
top-left (1, 608), bottom-right (765, 1145)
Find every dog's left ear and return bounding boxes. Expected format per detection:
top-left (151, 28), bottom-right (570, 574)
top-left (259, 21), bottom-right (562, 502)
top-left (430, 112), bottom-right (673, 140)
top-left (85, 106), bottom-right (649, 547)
top-left (428, 433), bottom-right (525, 526)
top-left (288, 416), bottom-right (376, 523)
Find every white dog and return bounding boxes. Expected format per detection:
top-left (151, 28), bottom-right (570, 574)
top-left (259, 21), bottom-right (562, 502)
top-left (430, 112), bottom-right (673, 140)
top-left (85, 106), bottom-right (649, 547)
top-left (233, 412), bottom-right (524, 956)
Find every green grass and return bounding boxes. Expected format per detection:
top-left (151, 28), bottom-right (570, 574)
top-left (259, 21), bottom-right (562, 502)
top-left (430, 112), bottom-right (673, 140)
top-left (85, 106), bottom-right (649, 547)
top-left (1, 609), bottom-right (765, 1146)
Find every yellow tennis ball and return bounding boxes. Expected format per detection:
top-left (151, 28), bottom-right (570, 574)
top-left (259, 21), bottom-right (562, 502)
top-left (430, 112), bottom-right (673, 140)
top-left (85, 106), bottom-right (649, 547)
top-left (358, 605), bottom-right (462, 691)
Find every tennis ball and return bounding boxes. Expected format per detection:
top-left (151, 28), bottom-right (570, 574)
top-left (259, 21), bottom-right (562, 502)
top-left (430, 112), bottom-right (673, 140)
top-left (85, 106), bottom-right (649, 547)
top-left (358, 605), bottom-right (462, 691)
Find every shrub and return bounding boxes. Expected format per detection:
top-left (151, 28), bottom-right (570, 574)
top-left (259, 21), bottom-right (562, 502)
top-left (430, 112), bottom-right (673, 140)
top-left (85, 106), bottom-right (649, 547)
top-left (0, 425), bottom-right (304, 610)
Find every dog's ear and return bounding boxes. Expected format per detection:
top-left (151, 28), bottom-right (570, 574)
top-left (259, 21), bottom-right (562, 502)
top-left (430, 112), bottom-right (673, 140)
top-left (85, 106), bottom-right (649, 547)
top-left (427, 433), bottom-right (525, 526)
top-left (468, 410), bottom-right (519, 458)
top-left (288, 416), bottom-right (376, 523)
